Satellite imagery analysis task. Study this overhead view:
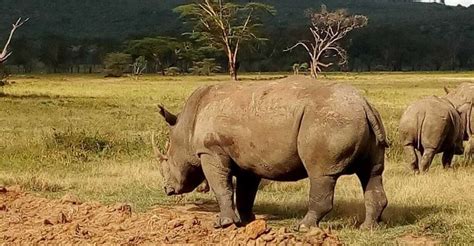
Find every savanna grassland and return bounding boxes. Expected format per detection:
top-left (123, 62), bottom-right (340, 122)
top-left (1, 73), bottom-right (473, 244)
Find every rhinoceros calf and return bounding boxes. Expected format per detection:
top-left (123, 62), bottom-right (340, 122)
top-left (399, 96), bottom-right (472, 173)
top-left (155, 78), bottom-right (388, 230)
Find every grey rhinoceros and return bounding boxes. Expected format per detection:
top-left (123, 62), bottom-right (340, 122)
top-left (399, 96), bottom-right (472, 173)
top-left (444, 83), bottom-right (474, 160)
top-left (154, 77), bottom-right (389, 230)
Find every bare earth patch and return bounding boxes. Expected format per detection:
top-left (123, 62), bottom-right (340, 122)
top-left (397, 234), bottom-right (442, 246)
top-left (0, 187), bottom-right (340, 245)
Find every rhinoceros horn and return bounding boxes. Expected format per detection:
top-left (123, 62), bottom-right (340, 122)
top-left (151, 132), bottom-right (168, 162)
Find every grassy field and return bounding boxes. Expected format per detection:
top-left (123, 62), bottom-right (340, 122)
top-left (1, 72), bottom-right (473, 244)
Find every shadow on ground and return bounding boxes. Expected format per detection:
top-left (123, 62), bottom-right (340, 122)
top-left (187, 198), bottom-right (447, 229)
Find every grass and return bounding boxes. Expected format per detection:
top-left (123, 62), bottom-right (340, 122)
top-left (1, 72), bottom-right (473, 244)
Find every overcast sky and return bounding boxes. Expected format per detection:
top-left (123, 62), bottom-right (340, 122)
top-left (443, 0), bottom-right (472, 6)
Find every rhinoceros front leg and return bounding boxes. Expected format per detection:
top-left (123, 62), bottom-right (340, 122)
top-left (200, 153), bottom-right (240, 228)
top-left (235, 171), bottom-right (260, 225)
top-left (296, 175), bottom-right (338, 231)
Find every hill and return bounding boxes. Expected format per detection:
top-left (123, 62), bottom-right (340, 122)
top-left (0, 0), bottom-right (473, 72)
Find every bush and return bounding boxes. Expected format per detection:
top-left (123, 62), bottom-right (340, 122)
top-left (103, 53), bottom-right (132, 77)
top-left (189, 58), bottom-right (221, 76)
top-left (165, 66), bottom-right (181, 76)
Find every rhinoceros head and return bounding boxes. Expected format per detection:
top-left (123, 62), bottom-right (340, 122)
top-left (153, 105), bottom-right (205, 196)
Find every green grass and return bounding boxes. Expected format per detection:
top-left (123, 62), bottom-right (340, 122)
top-left (1, 72), bottom-right (473, 244)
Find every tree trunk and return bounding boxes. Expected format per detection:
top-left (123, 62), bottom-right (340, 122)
top-left (229, 61), bottom-right (237, 81)
top-left (310, 60), bottom-right (318, 79)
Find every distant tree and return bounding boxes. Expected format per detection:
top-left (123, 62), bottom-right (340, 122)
top-left (190, 58), bottom-right (221, 76)
top-left (39, 35), bottom-right (70, 73)
top-left (125, 37), bottom-right (180, 75)
top-left (131, 56), bottom-right (147, 79)
top-left (292, 62), bottom-right (309, 75)
top-left (174, 0), bottom-right (275, 80)
top-left (286, 6), bottom-right (368, 78)
top-left (103, 52), bottom-right (132, 77)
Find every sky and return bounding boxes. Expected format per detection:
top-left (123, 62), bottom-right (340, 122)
top-left (445, 0), bottom-right (473, 6)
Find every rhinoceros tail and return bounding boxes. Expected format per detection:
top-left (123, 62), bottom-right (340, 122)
top-left (416, 113), bottom-right (426, 150)
top-left (364, 101), bottom-right (389, 148)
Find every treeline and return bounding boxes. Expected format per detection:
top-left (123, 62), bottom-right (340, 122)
top-left (1, 0), bottom-right (473, 74)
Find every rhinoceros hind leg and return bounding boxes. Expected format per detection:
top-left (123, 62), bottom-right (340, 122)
top-left (357, 146), bottom-right (387, 230)
top-left (235, 171), bottom-right (260, 225)
top-left (296, 175), bottom-right (338, 232)
top-left (403, 145), bottom-right (419, 173)
top-left (357, 173), bottom-right (387, 230)
top-left (419, 148), bottom-right (436, 173)
top-left (442, 151), bottom-right (454, 169)
top-left (200, 154), bottom-right (240, 228)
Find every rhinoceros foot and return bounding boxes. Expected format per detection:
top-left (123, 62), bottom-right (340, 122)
top-left (294, 214), bottom-right (318, 232)
top-left (238, 212), bottom-right (256, 226)
top-left (213, 214), bottom-right (240, 228)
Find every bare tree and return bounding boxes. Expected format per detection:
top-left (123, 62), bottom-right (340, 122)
top-left (0, 18), bottom-right (29, 64)
top-left (286, 6), bottom-right (367, 78)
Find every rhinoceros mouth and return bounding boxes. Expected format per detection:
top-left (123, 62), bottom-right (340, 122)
top-left (164, 186), bottom-right (176, 196)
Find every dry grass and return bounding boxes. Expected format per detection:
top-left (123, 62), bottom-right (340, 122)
top-left (1, 72), bottom-right (473, 244)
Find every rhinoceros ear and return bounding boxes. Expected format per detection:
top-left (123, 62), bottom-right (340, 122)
top-left (158, 104), bottom-right (177, 126)
top-left (443, 86), bottom-right (450, 95)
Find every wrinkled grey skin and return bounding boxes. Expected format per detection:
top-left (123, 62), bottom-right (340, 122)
top-left (399, 96), bottom-right (472, 173)
top-left (444, 83), bottom-right (474, 108)
top-left (444, 83), bottom-right (474, 161)
top-left (157, 77), bottom-right (389, 230)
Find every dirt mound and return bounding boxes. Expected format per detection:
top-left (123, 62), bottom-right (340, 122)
top-left (0, 187), bottom-right (341, 245)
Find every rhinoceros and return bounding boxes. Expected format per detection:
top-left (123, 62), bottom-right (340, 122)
top-left (444, 83), bottom-right (474, 108)
top-left (399, 96), bottom-right (472, 173)
top-left (444, 83), bottom-right (474, 161)
top-left (154, 77), bottom-right (388, 230)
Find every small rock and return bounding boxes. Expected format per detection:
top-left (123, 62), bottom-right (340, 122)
top-left (57, 212), bottom-right (69, 224)
top-left (0, 187), bottom-right (6, 193)
top-left (167, 219), bottom-right (184, 228)
top-left (114, 203), bottom-right (132, 216)
top-left (0, 204), bottom-right (7, 211)
top-left (261, 233), bottom-right (275, 242)
top-left (245, 219), bottom-right (267, 240)
top-left (60, 194), bottom-right (82, 205)
top-left (43, 219), bottom-right (53, 225)
top-left (305, 227), bottom-right (325, 238)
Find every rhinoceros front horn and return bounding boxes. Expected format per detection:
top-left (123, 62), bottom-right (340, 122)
top-left (151, 132), bottom-right (168, 162)
top-left (158, 104), bottom-right (177, 126)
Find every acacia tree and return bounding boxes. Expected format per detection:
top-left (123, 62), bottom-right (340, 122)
top-left (0, 18), bottom-right (29, 64)
top-left (175, 0), bottom-right (275, 80)
top-left (286, 6), bottom-right (367, 78)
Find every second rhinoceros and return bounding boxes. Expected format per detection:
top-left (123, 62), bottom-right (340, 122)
top-left (154, 77), bottom-right (388, 230)
top-left (399, 96), bottom-right (472, 173)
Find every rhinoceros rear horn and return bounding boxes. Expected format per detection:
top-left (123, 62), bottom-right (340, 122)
top-left (157, 104), bottom-right (177, 126)
top-left (151, 132), bottom-right (168, 162)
